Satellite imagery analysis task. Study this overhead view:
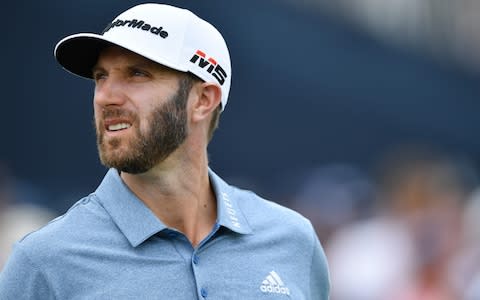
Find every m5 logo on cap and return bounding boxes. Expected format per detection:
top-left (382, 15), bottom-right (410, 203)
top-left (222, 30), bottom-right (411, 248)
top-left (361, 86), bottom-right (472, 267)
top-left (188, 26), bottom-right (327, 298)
top-left (190, 50), bottom-right (227, 86)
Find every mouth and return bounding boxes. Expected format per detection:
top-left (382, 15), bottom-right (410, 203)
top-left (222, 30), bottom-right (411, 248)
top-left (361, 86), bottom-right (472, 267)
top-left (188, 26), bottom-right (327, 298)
top-left (102, 118), bottom-right (133, 134)
top-left (107, 122), bottom-right (131, 132)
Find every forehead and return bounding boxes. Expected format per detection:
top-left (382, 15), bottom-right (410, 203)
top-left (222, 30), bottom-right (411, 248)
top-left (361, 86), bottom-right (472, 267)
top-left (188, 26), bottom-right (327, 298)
top-left (94, 45), bottom-right (174, 73)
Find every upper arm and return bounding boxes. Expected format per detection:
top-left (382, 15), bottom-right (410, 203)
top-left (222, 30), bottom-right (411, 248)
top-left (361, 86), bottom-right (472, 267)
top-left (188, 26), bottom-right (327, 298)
top-left (0, 243), bottom-right (55, 300)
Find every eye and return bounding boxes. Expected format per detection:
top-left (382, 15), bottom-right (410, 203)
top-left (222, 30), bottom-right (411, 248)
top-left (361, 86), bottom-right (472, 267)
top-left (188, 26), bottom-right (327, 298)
top-left (93, 70), bottom-right (107, 82)
top-left (130, 68), bottom-right (149, 77)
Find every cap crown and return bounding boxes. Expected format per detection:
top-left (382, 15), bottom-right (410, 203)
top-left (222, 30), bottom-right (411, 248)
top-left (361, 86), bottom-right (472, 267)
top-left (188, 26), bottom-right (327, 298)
top-left (55, 3), bottom-right (232, 110)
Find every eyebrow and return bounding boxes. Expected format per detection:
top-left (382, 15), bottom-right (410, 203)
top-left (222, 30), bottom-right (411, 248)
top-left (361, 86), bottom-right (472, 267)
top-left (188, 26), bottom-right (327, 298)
top-left (129, 62), bottom-right (155, 70)
top-left (91, 60), bottom-right (168, 75)
top-left (91, 65), bottom-right (105, 76)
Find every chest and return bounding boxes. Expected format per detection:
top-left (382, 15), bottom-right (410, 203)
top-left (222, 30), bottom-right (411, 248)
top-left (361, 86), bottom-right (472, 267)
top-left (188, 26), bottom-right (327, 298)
top-left (52, 235), bottom-right (311, 300)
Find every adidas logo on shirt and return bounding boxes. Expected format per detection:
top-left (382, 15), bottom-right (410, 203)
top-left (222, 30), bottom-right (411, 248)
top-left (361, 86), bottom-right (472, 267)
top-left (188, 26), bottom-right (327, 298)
top-left (260, 270), bottom-right (290, 295)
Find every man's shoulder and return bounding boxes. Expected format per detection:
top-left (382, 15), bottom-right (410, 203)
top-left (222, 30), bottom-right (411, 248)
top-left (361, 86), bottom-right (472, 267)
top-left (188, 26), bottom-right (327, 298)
top-left (16, 194), bottom-right (110, 257)
top-left (231, 186), bottom-right (315, 235)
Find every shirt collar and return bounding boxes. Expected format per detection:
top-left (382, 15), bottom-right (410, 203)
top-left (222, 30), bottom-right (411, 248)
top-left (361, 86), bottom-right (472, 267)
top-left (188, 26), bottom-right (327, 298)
top-left (209, 168), bottom-right (253, 235)
top-left (94, 168), bottom-right (253, 248)
top-left (94, 169), bottom-right (167, 247)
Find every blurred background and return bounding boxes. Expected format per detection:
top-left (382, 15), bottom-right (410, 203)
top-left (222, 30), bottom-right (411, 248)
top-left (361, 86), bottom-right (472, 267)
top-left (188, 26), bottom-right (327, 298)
top-left (2, 0), bottom-right (480, 299)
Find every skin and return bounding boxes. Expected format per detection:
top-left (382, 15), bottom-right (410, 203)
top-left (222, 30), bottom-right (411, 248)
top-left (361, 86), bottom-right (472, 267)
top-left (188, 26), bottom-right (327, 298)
top-left (93, 46), bottom-right (222, 246)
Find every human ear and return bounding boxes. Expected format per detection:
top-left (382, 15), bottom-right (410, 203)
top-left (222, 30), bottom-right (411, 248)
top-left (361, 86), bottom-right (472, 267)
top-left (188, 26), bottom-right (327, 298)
top-left (191, 83), bottom-right (222, 123)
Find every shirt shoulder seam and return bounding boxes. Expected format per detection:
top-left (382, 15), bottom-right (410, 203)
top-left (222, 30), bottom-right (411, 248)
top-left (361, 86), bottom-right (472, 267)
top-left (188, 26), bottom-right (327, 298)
top-left (18, 195), bottom-right (95, 243)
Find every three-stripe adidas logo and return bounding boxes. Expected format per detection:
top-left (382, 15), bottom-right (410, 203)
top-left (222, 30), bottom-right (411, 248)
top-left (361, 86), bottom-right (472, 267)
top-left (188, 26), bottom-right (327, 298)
top-left (260, 270), bottom-right (290, 295)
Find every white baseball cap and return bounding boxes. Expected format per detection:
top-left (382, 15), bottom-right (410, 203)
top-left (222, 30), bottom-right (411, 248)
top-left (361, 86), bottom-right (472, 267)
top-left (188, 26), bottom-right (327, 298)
top-left (54, 3), bottom-right (232, 111)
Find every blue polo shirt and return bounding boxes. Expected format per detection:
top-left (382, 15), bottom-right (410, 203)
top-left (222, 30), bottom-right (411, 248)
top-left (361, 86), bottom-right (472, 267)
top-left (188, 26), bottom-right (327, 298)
top-left (0, 168), bottom-right (330, 299)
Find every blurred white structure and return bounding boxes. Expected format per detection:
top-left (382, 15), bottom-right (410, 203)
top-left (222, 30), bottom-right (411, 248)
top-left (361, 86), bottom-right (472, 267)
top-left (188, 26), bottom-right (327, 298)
top-left (286, 0), bottom-right (480, 72)
top-left (0, 203), bottom-right (54, 269)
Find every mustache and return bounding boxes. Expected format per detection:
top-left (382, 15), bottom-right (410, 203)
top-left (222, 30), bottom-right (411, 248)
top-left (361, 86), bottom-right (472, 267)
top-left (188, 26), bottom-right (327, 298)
top-left (101, 107), bottom-right (135, 119)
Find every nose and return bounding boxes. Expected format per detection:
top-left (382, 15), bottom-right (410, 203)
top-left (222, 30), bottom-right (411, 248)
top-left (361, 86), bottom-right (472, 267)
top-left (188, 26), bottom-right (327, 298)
top-left (94, 77), bottom-right (127, 108)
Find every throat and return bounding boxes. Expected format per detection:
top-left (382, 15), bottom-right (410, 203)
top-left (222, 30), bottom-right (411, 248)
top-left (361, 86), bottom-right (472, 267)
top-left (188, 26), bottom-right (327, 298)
top-left (120, 166), bottom-right (218, 246)
top-left (163, 199), bottom-right (218, 247)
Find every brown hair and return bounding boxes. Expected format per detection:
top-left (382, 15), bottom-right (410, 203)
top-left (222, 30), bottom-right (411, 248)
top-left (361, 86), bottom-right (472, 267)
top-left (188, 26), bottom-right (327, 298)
top-left (180, 72), bottom-right (221, 143)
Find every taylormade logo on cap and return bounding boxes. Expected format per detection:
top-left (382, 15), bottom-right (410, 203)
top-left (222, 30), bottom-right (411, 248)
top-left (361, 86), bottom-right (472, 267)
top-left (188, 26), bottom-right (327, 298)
top-left (54, 3), bottom-right (232, 111)
top-left (102, 19), bottom-right (169, 39)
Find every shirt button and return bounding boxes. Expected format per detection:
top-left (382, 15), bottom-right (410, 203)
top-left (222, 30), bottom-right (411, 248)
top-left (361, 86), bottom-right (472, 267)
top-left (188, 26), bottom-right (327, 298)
top-left (200, 287), bottom-right (208, 298)
top-left (193, 254), bottom-right (199, 265)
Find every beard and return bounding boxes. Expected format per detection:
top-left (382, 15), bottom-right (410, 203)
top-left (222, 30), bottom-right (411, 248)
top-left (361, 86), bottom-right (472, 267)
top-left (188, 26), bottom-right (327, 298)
top-left (95, 83), bottom-right (189, 174)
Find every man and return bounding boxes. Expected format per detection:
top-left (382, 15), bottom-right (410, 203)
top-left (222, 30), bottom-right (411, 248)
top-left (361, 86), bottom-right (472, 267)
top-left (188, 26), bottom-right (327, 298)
top-left (0, 3), bottom-right (330, 299)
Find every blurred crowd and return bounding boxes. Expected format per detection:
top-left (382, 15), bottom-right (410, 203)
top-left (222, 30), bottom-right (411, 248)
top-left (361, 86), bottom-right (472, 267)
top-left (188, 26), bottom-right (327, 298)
top-left (1, 144), bottom-right (480, 300)
top-left (290, 144), bottom-right (480, 300)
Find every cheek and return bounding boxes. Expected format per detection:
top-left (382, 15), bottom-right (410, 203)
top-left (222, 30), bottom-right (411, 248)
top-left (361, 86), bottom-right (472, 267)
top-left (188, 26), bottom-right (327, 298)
top-left (138, 112), bottom-right (153, 134)
top-left (93, 106), bottom-right (104, 128)
top-left (93, 106), bottom-right (101, 120)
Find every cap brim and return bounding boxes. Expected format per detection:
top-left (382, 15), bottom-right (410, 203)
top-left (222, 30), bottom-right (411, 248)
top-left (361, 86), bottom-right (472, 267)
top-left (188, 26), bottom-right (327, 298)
top-left (55, 33), bottom-right (125, 79)
top-left (55, 33), bottom-right (117, 79)
top-left (55, 32), bottom-right (192, 81)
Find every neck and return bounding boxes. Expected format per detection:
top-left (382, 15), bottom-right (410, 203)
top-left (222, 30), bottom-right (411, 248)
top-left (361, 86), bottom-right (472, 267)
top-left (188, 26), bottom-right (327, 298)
top-left (120, 147), bottom-right (217, 247)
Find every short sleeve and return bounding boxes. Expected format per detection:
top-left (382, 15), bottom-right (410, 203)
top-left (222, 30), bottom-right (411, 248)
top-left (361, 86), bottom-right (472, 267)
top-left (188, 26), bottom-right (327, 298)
top-left (0, 243), bottom-right (55, 300)
top-left (309, 229), bottom-right (331, 300)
